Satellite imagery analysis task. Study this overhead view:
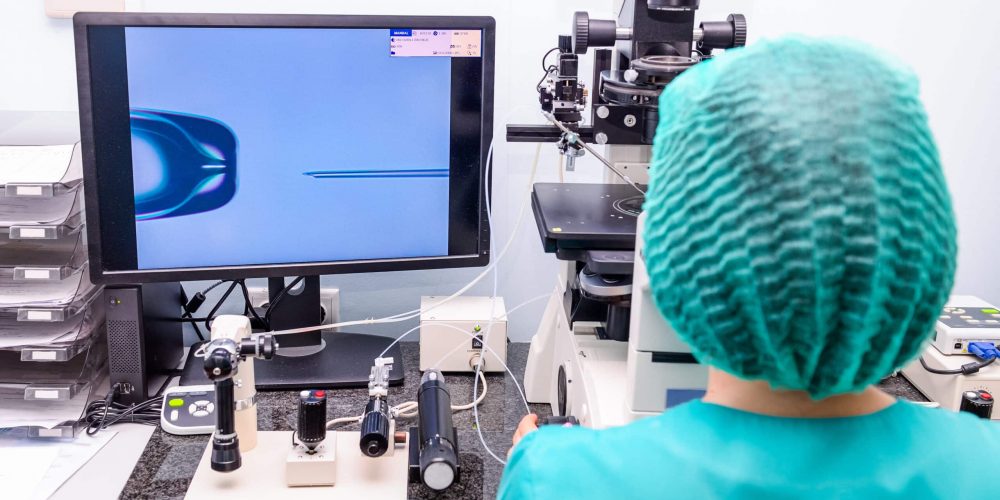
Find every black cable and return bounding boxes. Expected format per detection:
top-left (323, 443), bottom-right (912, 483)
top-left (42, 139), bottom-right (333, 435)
top-left (202, 280), bottom-right (226, 295)
top-left (263, 276), bottom-right (305, 330)
top-left (536, 64), bottom-right (557, 92)
top-left (179, 281), bottom-right (229, 341)
top-left (173, 317), bottom-right (213, 323)
top-left (536, 47), bottom-right (560, 91)
top-left (186, 315), bottom-right (205, 341)
top-left (180, 288), bottom-right (206, 342)
top-left (175, 280), bottom-right (264, 330)
top-left (919, 356), bottom-right (996, 375)
top-left (541, 47), bottom-right (560, 72)
top-left (205, 280), bottom-right (240, 331)
top-left (238, 279), bottom-right (268, 330)
top-left (81, 383), bottom-right (163, 435)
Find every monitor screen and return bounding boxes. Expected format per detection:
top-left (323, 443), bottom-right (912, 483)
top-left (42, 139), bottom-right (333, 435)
top-left (76, 15), bottom-right (494, 283)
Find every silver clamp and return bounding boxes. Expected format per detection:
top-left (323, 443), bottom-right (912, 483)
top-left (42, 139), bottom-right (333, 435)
top-left (234, 393), bottom-right (257, 411)
top-left (368, 357), bottom-right (394, 398)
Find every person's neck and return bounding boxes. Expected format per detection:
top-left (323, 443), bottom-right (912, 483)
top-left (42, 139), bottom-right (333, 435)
top-left (701, 368), bottom-right (896, 418)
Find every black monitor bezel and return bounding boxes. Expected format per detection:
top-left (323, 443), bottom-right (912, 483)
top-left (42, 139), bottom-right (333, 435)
top-left (74, 13), bottom-right (495, 285)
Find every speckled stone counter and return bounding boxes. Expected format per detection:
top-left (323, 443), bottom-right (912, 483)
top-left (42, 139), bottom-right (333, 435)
top-left (120, 342), bottom-right (925, 499)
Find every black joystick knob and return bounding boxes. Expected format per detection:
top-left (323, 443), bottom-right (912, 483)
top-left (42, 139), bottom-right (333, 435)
top-left (959, 390), bottom-right (994, 419)
top-left (572, 12), bottom-right (618, 54)
top-left (296, 390), bottom-right (327, 450)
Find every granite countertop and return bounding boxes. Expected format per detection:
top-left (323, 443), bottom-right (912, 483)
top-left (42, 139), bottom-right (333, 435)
top-left (120, 342), bottom-right (925, 499)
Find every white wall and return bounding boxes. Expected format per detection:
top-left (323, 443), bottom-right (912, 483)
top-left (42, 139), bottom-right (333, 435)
top-left (3, 0), bottom-right (998, 342)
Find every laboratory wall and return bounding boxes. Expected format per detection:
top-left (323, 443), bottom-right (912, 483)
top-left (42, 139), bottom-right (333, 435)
top-left (2, 0), bottom-right (998, 342)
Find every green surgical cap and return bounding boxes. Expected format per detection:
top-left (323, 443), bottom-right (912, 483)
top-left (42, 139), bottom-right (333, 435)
top-left (642, 36), bottom-right (957, 398)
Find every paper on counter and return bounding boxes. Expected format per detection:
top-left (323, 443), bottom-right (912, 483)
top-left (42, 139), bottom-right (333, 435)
top-left (32, 431), bottom-right (117, 500)
top-left (0, 444), bottom-right (60, 500)
top-left (0, 431), bottom-right (116, 500)
top-left (0, 144), bottom-right (76, 185)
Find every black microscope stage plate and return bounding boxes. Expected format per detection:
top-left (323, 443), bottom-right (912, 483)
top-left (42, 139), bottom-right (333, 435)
top-left (531, 183), bottom-right (644, 253)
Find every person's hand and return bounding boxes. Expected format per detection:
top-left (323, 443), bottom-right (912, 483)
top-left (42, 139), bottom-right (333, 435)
top-left (512, 413), bottom-right (539, 448)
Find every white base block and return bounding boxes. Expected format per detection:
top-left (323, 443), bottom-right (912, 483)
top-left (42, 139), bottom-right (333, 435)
top-left (186, 431), bottom-right (408, 499)
top-left (287, 438), bottom-right (337, 487)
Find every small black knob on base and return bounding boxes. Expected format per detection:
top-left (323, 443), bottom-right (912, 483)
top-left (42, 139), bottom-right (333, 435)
top-left (360, 397), bottom-right (391, 457)
top-left (297, 390), bottom-right (327, 450)
top-left (959, 390), bottom-right (994, 419)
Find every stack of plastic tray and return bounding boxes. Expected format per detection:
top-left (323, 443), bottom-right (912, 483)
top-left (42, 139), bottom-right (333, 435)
top-left (0, 143), bottom-right (105, 437)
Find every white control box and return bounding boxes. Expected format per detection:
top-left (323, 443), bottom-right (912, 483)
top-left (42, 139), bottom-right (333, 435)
top-left (419, 296), bottom-right (507, 373)
top-left (932, 295), bottom-right (1000, 355)
top-left (901, 343), bottom-right (999, 420)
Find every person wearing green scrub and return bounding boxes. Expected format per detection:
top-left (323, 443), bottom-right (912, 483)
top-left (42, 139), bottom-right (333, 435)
top-left (498, 36), bottom-right (1000, 499)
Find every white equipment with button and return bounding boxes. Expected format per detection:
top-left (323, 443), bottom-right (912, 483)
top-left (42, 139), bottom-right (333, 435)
top-left (929, 295), bottom-right (1000, 355)
top-left (901, 338), bottom-right (1000, 421)
top-left (901, 295), bottom-right (1000, 420)
top-left (419, 296), bottom-right (507, 373)
top-left (160, 384), bottom-right (217, 435)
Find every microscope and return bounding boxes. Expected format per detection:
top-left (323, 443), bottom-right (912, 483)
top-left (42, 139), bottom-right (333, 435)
top-left (507, 0), bottom-right (746, 428)
top-left (200, 315), bottom-right (277, 472)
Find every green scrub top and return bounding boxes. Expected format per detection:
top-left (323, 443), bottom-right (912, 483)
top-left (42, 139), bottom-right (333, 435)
top-left (498, 400), bottom-right (1000, 499)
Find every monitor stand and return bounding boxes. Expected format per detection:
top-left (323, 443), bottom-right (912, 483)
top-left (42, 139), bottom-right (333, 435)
top-left (179, 275), bottom-right (404, 389)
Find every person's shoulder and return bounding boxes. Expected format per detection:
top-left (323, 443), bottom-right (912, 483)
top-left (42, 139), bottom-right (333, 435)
top-left (497, 426), bottom-right (596, 499)
top-left (499, 417), bottom-right (671, 499)
top-left (893, 401), bottom-right (1000, 453)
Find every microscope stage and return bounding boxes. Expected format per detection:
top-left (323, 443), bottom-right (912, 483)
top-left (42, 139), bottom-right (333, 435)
top-left (531, 183), bottom-right (643, 253)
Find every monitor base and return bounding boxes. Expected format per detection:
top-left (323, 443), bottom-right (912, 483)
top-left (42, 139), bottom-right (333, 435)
top-left (179, 331), bottom-right (405, 389)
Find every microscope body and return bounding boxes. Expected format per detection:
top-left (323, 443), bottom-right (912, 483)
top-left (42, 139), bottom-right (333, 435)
top-left (507, 0), bottom-right (745, 427)
top-left (203, 315), bottom-right (276, 472)
top-left (210, 315), bottom-right (259, 451)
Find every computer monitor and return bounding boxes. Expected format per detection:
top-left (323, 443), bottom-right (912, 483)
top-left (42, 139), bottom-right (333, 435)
top-left (74, 13), bottom-right (495, 388)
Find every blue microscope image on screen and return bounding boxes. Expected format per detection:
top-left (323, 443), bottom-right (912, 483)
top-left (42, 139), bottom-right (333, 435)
top-left (130, 109), bottom-right (237, 221)
top-left (124, 27), bottom-right (454, 270)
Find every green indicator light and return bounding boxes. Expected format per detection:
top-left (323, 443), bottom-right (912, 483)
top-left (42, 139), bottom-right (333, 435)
top-left (473, 325), bottom-right (482, 332)
top-left (168, 398), bottom-right (184, 407)
top-left (982, 308), bottom-right (999, 314)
